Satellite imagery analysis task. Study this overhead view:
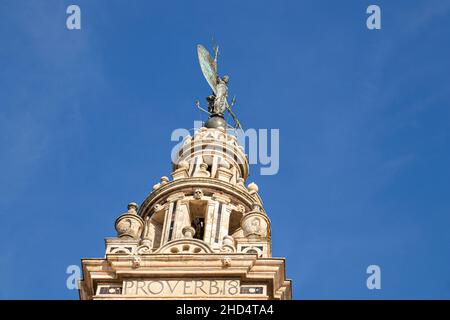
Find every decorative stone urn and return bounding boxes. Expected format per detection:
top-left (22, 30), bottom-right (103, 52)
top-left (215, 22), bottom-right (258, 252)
top-left (241, 203), bottom-right (270, 239)
top-left (115, 202), bottom-right (145, 240)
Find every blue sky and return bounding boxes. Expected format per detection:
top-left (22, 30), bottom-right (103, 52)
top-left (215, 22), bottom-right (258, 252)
top-left (1, 0), bottom-right (450, 299)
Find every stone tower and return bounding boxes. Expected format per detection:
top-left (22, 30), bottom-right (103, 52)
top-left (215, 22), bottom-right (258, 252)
top-left (79, 42), bottom-right (292, 299)
top-left (79, 124), bottom-right (292, 299)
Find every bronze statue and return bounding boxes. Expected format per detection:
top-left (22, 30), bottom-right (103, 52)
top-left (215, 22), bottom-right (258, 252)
top-left (213, 75), bottom-right (229, 115)
top-left (196, 44), bottom-right (241, 129)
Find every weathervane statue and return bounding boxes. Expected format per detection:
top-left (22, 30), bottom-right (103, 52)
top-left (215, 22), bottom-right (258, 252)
top-left (196, 43), bottom-right (242, 129)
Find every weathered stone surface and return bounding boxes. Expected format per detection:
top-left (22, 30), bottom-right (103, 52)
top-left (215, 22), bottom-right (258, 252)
top-left (79, 128), bottom-right (292, 300)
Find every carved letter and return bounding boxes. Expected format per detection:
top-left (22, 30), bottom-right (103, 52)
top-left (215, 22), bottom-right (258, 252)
top-left (136, 280), bottom-right (148, 295)
top-left (209, 280), bottom-right (220, 295)
top-left (194, 280), bottom-right (208, 295)
top-left (123, 280), bottom-right (135, 295)
top-left (148, 281), bottom-right (164, 295)
top-left (183, 280), bottom-right (193, 295)
top-left (167, 280), bottom-right (181, 293)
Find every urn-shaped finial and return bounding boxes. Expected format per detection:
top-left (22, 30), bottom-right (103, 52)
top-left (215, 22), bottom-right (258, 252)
top-left (240, 203), bottom-right (269, 239)
top-left (115, 202), bottom-right (144, 240)
top-left (247, 182), bottom-right (259, 195)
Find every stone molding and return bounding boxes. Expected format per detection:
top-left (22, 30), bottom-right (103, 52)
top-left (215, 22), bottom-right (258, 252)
top-left (79, 253), bottom-right (292, 300)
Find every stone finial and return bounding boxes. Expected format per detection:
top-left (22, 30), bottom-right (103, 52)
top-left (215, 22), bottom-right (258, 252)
top-left (127, 202), bottom-right (138, 213)
top-left (115, 204), bottom-right (144, 240)
top-left (152, 183), bottom-right (161, 190)
top-left (240, 208), bottom-right (269, 240)
top-left (182, 226), bottom-right (196, 239)
top-left (247, 182), bottom-right (259, 195)
top-left (252, 203), bottom-right (262, 212)
top-left (116, 213), bottom-right (144, 239)
top-left (160, 176), bottom-right (169, 185)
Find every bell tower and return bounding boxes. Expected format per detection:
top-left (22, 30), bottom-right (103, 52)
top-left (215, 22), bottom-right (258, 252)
top-left (79, 45), bottom-right (292, 300)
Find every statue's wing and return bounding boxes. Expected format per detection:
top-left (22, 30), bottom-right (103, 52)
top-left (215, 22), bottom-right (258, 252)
top-left (197, 44), bottom-right (218, 94)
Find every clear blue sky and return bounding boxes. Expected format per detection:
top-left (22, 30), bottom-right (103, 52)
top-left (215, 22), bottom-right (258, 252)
top-left (1, 0), bottom-right (450, 299)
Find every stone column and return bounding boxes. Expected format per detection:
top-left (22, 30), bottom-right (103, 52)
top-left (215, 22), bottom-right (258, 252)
top-left (203, 200), bottom-right (217, 247)
top-left (209, 193), bottom-right (231, 250)
top-left (161, 192), bottom-right (185, 244)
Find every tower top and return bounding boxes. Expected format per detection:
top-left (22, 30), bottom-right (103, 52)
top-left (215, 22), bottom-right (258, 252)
top-left (78, 43), bottom-right (291, 300)
top-left (196, 44), bottom-right (242, 129)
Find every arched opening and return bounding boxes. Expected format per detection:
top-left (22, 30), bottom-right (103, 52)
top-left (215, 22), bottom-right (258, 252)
top-left (228, 210), bottom-right (243, 236)
top-left (149, 210), bottom-right (165, 248)
top-left (188, 200), bottom-right (208, 240)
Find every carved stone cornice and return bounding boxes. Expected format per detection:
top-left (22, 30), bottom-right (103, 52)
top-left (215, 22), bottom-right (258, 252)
top-left (79, 253), bottom-right (292, 300)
